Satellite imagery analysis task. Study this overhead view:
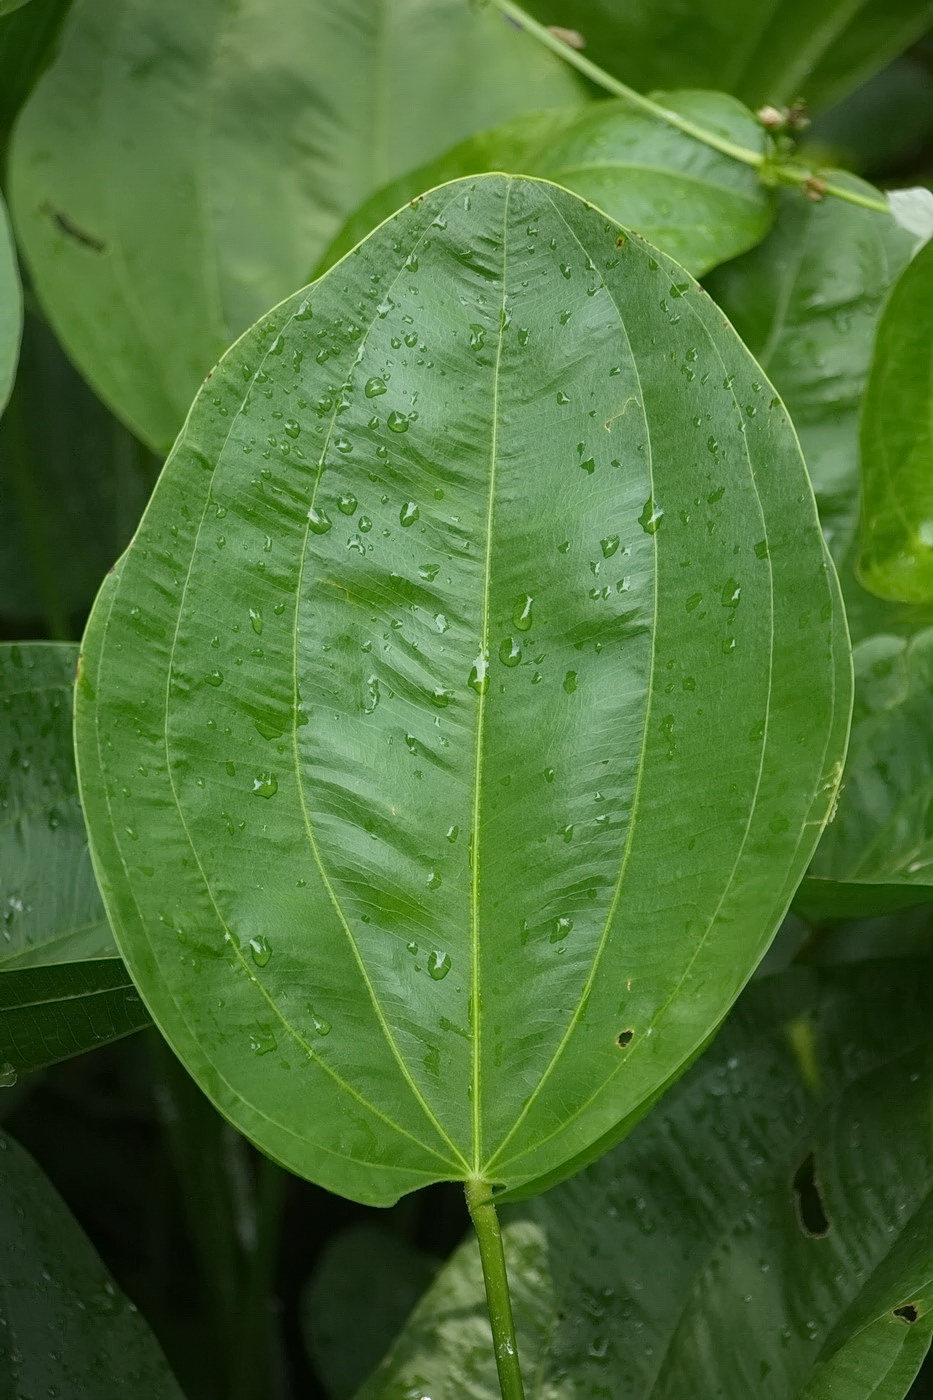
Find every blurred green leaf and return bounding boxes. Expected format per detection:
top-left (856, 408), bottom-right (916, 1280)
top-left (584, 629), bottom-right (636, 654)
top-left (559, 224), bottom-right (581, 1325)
top-left (858, 237), bottom-right (933, 603)
top-left (359, 963), bottom-right (933, 1400)
top-left (302, 1222), bottom-right (438, 1400)
top-left (0, 190), bottom-right (20, 416)
top-left (0, 0), bottom-right (33, 16)
top-left (0, 0), bottom-right (70, 139)
top-left (802, 631), bottom-right (933, 921)
top-left (706, 173), bottom-right (914, 563)
top-left (0, 311), bottom-right (160, 635)
top-left (319, 91), bottom-right (775, 279)
top-left (807, 55), bottom-right (933, 179)
top-left (522, 0), bottom-right (933, 112)
top-left (0, 1129), bottom-right (186, 1397)
top-left (0, 959), bottom-right (149, 1080)
top-left (0, 641), bottom-right (112, 969)
top-left (75, 174), bottom-right (849, 1207)
top-left (9, 0), bottom-right (586, 450)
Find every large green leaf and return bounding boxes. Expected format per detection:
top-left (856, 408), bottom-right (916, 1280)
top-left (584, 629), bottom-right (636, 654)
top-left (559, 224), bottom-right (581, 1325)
top-left (706, 174), bottom-right (914, 564)
top-left (8, 0), bottom-right (585, 452)
top-left (75, 175), bottom-right (850, 1207)
top-left (801, 631), bottom-right (933, 921)
top-left (857, 237), bottom-right (933, 604)
top-left (0, 959), bottom-right (149, 1081)
top-left (0, 190), bottom-right (20, 416)
top-left (523, 0), bottom-right (933, 112)
top-left (1, 642), bottom-right (112, 969)
top-left (0, 1129), bottom-right (186, 1397)
top-left (0, 312), bottom-right (161, 634)
top-left (0, 0), bottom-right (71, 141)
top-left (319, 92), bottom-right (774, 280)
top-left (0, 0), bottom-right (33, 16)
top-left (359, 963), bottom-right (933, 1400)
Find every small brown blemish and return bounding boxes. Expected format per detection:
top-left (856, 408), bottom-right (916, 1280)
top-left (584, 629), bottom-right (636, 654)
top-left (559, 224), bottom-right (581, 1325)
top-left (894, 1304), bottom-right (919, 1324)
top-left (41, 203), bottom-right (107, 253)
top-left (616, 1029), bottom-right (634, 1048)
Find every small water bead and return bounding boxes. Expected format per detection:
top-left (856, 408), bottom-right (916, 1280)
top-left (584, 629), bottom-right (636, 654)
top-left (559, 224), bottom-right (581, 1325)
top-left (205, 670), bottom-right (224, 687)
top-left (364, 377), bottom-right (387, 398)
top-left (601, 535), bottom-right (620, 558)
top-left (251, 773), bottom-right (278, 798)
top-left (498, 637), bottom-right (522, 667)
top-left (638, 499), bottom-right (664, 534)
top-left (359, 516), bottom-right (373, 533)
top-left (579, 457), bottom-right (595, 475)
top-left (428, 950), bottom-right (451, 980)
top-left (513, 595), bottom-right (534, 631)
top-left (249, 1029), bottom-right (276, 1056)
top-left (310, 1011), bottom-right (332, 1037)
top-left (446, 825), bottom-right (459, 843)
top-left (337, 493), bottom-right (358, 514)
top-left (307, 506), bottom-right (333, 534)
top-left (249, 608), bottom-right (263, 635)
top-left (249, 935), bottom-right (272, 967)
top-left (400, 501), bottom-right (420, 527)
top-left (563, 670), bottom-right (578, 694)
top-left (284, 419), bottom-right (300, 439)
top-left (550, 916), bottom-right (573, 943)
top-left (721, 578), bottom-right (741, 607)
top-left (434, 613), bottom-right (449, 633)
top-left (469, 325), bottom-right (485, 351)
top-left (427, 871), bottom-right (443, 890)
top-left (468, 655), bottom-right (489, 695)
top-left (431, 687), bottom-right (453, 708)
top-left (387, 411), bottom-right (410, 433)
top-left (0, 1062), bottom-right (18, 1088)
top-left (419, 563), bottom-right (439, 581)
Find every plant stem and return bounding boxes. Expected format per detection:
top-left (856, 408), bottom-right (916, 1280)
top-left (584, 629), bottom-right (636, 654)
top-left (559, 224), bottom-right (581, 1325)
top-left (465, 1180), bottom-right (526, 1400)
top-left (487, 0), bottom-right (892, 217)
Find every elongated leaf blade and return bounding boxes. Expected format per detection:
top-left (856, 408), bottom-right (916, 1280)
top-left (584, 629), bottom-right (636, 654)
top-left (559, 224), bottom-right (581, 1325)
top-left (75, 175), bottom-right (850, 1205)
top-left (523, 0), bottom-right (933, 112)
top-left (0, 190), bottom-right (20, 415)
top-left (0, 959), bottom-right (149, 1080)
top-left (802, 631), bottom-right (933, 920)
top-left (0, 1130), bottom-right (186, 1398)
top-left (706, 174), bottom-right (913, 564)
top-left (858, 237), bottom-right (933, 603)
top-left (320, 92), bottom-right (774, 280)
top-left (359, 963), bottom-right (933, 1400)
top-left (9, 0), bottom-right (585, 451)
top-left (1, 642), bottom-right (112, 969)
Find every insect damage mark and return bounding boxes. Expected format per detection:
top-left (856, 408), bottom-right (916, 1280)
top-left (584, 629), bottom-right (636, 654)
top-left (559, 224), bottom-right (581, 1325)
top-left (791, 1151), bottom-right (831, 1238)
top-left (41, 203), bottom-right (107, 253)
top-left (616, 1029), bottom-right (634, 1048)
top-left (893, 1304), bottom-right (919, 1323)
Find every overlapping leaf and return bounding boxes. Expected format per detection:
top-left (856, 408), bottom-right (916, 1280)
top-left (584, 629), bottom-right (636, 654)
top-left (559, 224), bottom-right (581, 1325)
top-left (0, 313), bottom-right (161, 633)
top-left (359, 963), bottom-right (933, 1400)
top-left (522, 0), bottom-right (933, 112)
top-left (802, 632), bottom-right (933, 921)
top-left (858, 237), bottom-right (933, 603)
top-left (9, 0), bottom-right (585, 450)
top-left (319, 93), bottom-right (775, 280)
top-left (75, 175), bottom-right (850, 1207)
top-left (706, 174), bottom-right (913, 563)
top-left (0, 189), bottom-right (20, 416)
top-left (0, 1130), bottom-right (185, 1398)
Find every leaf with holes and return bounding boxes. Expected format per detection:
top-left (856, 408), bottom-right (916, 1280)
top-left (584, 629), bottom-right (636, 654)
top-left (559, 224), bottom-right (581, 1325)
top-left (0, 1130), bottom-right (185, 1398)
top-left (8, 0), bottom-right (585, 451)
top-left (0, 189), bottom-right (20, 417)
top-left (800, 631), bottom-right (933, 922)
top-left (357, 963), bottom-right (933, 1400)
top-left (857, 237), bottom-right (933, 604)
top-left (319, 92), bottom-right (775, 281)
top-left (74, 175), bottom-right (850, 1206)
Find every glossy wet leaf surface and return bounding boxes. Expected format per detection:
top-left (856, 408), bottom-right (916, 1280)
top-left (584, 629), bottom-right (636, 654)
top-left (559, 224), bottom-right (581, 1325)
top-left (858, 237), bottom-right (933, 603)
top-left (9, 0), bottom-right (584, 451)
top-left (0, 190), bottom-right (20, 416)
top-left (523, 0), bottom-right (933, 113)
top-left (0, 959), bottom-right (149, 1080)
top-left (320, 92), bottom-right (774, 280)
top-left (706, 174), bottom-right (913, 564)
top-left (803, 631), bottom-right (933, 921)
top-left (358, 963), bottom-right (933, 1400)
top-left (0, 1129), bottom-right (185, 1397)
top-left (75, 174), bottom-right (850, 1206)
top-left (0, 643), bottom-right (112, 969)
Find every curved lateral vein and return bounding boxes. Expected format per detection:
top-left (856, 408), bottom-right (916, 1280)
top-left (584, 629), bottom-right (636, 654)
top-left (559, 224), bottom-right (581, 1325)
top-left (484, 189), bottom-right (658, 1174)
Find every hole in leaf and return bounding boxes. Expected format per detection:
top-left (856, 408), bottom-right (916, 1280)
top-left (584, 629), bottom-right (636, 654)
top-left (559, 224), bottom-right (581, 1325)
top-left (791, 1151), bottom-right (831, 1237)
top-left (616, 1030), bottom-right (634, 1048)
top-left (894, 1304), bottom-right (919, 1324)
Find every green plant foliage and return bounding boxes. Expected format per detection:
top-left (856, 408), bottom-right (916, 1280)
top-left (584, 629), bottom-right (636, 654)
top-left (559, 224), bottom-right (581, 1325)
top-left (0, 642), bottom-right (112, 968)
top-left (858, 237), bottom-right (933, 604)
top-left (706, 174), bottom-right (914, 562)
top-left (302, 1222), bottom-right (438, 1400)
top-left (319, 92), bottom-right (775, 280)
top-left (0, 191), bottom-right (20, 417)
top-left (0, 0), bottom-right (33, 16)
top-left (0, 1129), bottom-right (186, 1396)
top-left (522, 0), bottom-right (933, 113)
top-left (0, 0), bottom-right (70, 138)
top-left (8, 0), bottom-right (586, 452)
top-left (75, 174), bottom-right (850, 1207)
top-left (0, 959), bottom-right (149, 1079)
top-left (801, 632), bottom-right (933, 921)
top-left (358, 962), bottom-right (933, 1400)
top-left (0, 313), bottom-right (161, 634)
